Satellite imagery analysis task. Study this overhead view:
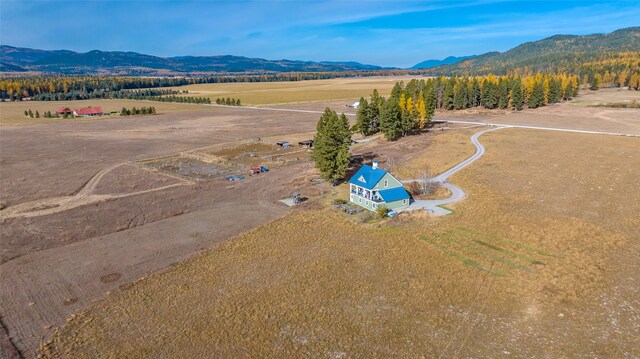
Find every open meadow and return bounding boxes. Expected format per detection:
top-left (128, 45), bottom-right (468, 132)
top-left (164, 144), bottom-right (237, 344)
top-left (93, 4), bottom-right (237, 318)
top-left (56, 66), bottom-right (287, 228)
top-left (160, 76), bottom-right (413, 105)
top-left (0, 80), bottom-right (639, 358)
top-left (39, 127), bottom-right (640, 358)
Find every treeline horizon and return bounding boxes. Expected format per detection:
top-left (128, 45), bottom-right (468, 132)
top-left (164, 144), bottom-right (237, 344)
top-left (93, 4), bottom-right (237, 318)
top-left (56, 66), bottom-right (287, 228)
top-left (1, 52), bottom-right (638, 102)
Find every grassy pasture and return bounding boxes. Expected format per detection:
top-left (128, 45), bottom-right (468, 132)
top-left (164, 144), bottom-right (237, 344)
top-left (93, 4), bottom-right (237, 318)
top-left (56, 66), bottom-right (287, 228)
top-left (40, 128), bottom-right (640, 357)
top-left (161, 76), bottom-right (417, 105)
top-left (0, 99), bottom-right (210, 126)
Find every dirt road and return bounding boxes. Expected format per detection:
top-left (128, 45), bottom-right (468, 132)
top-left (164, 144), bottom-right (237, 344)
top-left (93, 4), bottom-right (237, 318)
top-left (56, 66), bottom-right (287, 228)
top-left (402, 127), bottom-right (505, 214)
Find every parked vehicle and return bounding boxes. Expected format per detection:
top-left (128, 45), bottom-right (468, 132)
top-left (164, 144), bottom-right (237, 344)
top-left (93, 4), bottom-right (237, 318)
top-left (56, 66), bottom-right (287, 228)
top-left (226, 175), bottom-right (245, 182)
top-left (249, 165), bottom-right (269, 175)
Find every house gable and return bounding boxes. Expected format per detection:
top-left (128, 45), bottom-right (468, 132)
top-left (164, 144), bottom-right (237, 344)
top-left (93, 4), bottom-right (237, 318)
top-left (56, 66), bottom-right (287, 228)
top-left (372, 172), bottom-right (403, 190)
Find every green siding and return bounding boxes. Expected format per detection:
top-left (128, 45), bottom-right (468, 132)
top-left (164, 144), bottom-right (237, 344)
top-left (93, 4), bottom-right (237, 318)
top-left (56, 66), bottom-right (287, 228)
top-left (372, 173), bottom-right (402, 190)
top-left (384, 199), bottom-right (410, 210)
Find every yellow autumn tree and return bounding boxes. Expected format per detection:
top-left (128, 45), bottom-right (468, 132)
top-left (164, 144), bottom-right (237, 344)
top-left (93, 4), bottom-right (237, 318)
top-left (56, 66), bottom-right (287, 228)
top-left (416, 96), bottom-right (427, 129)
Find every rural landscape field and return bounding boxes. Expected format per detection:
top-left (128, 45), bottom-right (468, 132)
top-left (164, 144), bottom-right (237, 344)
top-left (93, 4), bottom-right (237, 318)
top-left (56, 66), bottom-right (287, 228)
top-left (1, 1), bottom-right (640, 358)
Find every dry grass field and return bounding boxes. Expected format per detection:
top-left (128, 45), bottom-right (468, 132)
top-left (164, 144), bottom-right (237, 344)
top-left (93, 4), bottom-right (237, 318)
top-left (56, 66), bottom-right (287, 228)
top-left (1, 82), bottom-right (638, 358)
top-left (39, 128), bottom-right (640, 358)
top-left (0, 99), bottom-right (210, 126)
top-left (162, 76), bottom-right (415, 105)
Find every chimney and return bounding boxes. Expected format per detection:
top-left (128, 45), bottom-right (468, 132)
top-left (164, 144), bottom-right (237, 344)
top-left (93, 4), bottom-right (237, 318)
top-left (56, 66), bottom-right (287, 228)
top-left (372, 160), bottom-right (378, 170)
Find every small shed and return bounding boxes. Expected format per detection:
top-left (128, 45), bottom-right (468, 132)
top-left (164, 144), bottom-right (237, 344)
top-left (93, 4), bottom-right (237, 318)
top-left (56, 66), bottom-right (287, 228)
top-left (276, 141), bottom-right (290, 148)
top-left (298, 140), bottom-right (314, 148)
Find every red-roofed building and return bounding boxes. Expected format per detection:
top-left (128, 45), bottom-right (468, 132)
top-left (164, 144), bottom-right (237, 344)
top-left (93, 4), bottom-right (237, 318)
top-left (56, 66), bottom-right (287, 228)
top-left (73, 106), bottom-right (104, 117)
top-left (56, 107), bottom-right (74, 115)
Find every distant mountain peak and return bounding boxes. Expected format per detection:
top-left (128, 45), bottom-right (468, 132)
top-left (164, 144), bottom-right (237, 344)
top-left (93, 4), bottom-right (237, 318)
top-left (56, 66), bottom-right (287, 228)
top-left (410, 55), bottom-right (477, 69)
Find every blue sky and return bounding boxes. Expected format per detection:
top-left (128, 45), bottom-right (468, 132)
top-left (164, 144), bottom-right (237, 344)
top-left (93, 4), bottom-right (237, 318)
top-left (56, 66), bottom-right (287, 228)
top-left (1, 0), bottom-right (638, 68)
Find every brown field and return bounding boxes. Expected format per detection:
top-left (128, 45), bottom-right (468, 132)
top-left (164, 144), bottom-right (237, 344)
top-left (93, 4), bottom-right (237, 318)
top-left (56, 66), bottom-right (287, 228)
top-left (39, 128), bottom-right (640, 358)
top-left (1, 83), bottom-right (639, 358)
top-left (0, 99), bottom-right (210, 126)
top-left (162, 76), bottom-right (416, 105)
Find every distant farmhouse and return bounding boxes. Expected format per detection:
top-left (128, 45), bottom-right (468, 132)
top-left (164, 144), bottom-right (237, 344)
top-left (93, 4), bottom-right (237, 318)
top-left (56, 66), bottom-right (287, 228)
top-left (56, 106), bottom-right (104, 117)
top-left (348, 160), bottom-right (410, 211)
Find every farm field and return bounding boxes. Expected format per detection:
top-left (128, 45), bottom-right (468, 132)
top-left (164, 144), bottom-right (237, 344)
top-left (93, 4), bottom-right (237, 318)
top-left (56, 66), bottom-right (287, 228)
top-left (160, 76), bottom-right (414, 105)
top-left (0, 99), bottom-right (210, 126)
top-left (39, 128), bottom-right (640, 358)
top-left (0, 82), bottom-right (638, 358)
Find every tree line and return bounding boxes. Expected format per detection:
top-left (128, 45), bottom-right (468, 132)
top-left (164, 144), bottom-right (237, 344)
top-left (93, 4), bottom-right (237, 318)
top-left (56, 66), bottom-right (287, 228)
top-left (215, 98), bottom-right (241, 106)
top-left (120, 106), bottom-right (157, 116)
top-left (146, 95), bottom-right (211, 104)
top-left (30, 88), bottom-right (185, 101)
top-left (354, 73), bottom-right (588, 141)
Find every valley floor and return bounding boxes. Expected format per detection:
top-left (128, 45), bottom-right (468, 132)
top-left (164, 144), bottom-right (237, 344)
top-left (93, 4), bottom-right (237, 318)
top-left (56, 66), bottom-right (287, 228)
top-left (0, 87), bottom-right (638, 357)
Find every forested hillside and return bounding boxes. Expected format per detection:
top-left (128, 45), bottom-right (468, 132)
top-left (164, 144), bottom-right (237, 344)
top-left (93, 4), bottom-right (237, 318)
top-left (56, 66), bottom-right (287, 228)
top-left (424, 27), bottom-right (640, 76)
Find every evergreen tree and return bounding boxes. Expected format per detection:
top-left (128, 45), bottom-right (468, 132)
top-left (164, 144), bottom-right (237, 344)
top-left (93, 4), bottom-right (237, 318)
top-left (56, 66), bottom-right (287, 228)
top-left (24, 110), bottom-right (28, 117)
top-left (511, 78), bottom-right (524, 110)
top-left (547, 77), bottom-right (561, 103)
top-left (355, 97), bottom-right (372, 136)
top-left (497, 79), bottom-right (509, 109)
top-left (471, 78), bottom-right (481, 107)
top-left (453, 79), bottom-right (469, 110)
top-left (236, 99), bottom-right (241, 106)
top-left (442, 78), bottom-right (455, 110)
top-left (589, 74), bottom-right (601, 90)
top-left (28, 109), bottom-right (34, 118)
top-left (401, 108), bottom-right (416, 136)
top-left (424, 83), bottom-right (436, 121)
top-left (379, 97), bottom-right (403, 141)
top-left (312, 108), bottom-right (352, 183)
top-left (528, 80), bottom-right (545, 108)
top-left (481, 80), bottom-right (498, 109)
top-left (367, 89), bottom-right (382, 133)
top-left (390, 82), bottom-right (404, 99)
top-left (35, 110), bottom-right (40, 118)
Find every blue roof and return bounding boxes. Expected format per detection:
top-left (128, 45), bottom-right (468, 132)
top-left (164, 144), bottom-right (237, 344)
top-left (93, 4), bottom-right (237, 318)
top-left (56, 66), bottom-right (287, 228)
top-left (348, 164), bottom-right (387, 190)
top-left (378, 187), bottom-right (410, 202)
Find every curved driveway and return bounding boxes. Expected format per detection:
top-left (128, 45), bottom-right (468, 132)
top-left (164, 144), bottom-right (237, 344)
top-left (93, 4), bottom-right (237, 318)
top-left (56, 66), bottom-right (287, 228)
top-left (401, 126), bottom-right (504, 215)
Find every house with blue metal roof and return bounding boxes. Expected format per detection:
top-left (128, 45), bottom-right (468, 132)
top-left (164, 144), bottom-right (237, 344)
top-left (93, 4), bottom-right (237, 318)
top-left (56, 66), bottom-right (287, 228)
top-left (348, 160), bottom-right (410, 211)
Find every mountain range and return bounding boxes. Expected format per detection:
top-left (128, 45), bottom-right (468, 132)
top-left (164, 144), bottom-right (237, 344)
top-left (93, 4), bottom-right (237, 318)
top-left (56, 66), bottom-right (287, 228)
top-left (1, 27), bottom-right (638, 75)
top-left (0, 47), bottom-right (386, 74)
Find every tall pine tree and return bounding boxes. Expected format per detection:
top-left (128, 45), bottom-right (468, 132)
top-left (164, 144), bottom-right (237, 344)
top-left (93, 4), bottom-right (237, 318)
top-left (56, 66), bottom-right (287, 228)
top-left (511, 78), bottom-right (524, 110)
top-left (313, 108), bottom-right (352, 183)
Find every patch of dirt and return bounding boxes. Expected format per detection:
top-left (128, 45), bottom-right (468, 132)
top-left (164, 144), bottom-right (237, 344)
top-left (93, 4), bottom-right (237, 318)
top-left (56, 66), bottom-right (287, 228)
top-left (99, 273), bottom-right (122, 284)
top-left (92, 164), bottom-right (183, 195)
